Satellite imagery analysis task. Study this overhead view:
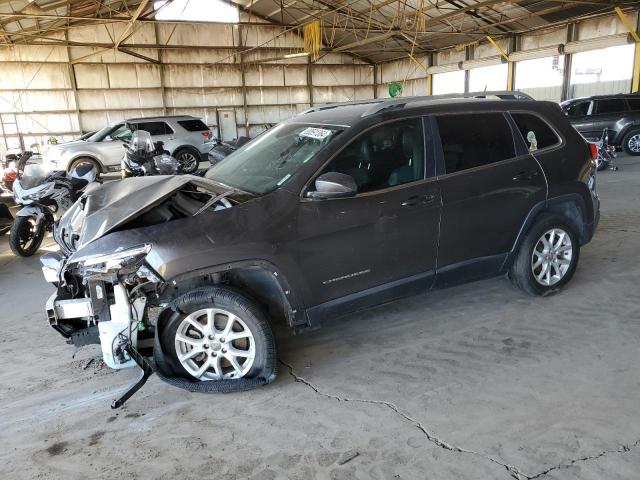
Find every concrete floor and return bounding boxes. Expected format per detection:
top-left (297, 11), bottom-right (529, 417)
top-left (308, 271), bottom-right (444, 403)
top-left (1, 156), bottom-right (639, 480)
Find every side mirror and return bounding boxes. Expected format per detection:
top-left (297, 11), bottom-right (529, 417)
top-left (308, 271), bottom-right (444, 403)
top-left (307, 172), bottom-right (357, 199)
top-left (104, 135), bottom-right (113, 142)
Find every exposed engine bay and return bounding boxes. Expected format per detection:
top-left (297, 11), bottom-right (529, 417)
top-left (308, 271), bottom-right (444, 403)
top-left (42, 175), bottom-right (257, 407)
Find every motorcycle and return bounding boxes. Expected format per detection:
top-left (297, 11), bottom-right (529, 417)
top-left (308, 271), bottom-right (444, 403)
top-left (594, 129), bottom-right (617, 172)
top-left (121, 130), bottom-right (179, 178)
top-left (0, 202), bottom-right (12, 235)
top-left (10, 160), bottom-right (97, 257)
top-left (1, 153), bottom-right (19, 193)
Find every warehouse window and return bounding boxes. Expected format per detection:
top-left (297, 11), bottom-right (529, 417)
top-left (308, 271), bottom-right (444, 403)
top-left (154, 0), bottom-right (239, 23)
top-left (569, 44), bottom-right (634, 97)
top-left (469, 63), bottom-right (508, 92)
top-left (432, 71), bottom-right (465, 95)
top-left (514, 56), bottom-right (565, 102)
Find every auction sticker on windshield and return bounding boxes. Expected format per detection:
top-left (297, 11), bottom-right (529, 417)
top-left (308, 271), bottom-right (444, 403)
top-left (299, 127), bottom-right (333, 140)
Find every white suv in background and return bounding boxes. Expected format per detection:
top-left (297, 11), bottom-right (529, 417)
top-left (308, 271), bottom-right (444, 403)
top-left (44, 115), bottom-right (213, 174)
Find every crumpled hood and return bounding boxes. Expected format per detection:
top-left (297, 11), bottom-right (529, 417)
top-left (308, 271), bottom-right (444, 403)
top-left (58, 175), bottom-right (226, 251)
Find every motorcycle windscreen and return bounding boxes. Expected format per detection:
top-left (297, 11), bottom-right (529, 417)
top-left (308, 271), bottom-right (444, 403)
top-left (20, 163), bottom-right (49, 189)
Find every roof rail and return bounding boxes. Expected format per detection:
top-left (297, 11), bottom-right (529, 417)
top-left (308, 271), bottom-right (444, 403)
top-left (302, 90), bottom-right (535, 118)
top-left (301, 99), bottom-right (384, 115)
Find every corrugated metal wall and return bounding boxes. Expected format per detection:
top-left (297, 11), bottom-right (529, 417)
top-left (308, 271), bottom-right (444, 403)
top-left (0, 21), bottom-right (373, 154)
top-left (0, 11), bottom-right (637, 155)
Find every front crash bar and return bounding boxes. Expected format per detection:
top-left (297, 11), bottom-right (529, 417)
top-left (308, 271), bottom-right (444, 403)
top-left (111, 342), bottom-right (154, 409)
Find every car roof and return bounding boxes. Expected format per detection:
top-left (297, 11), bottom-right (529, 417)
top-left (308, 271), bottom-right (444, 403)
top-left (125, 115), bottom-right (200, 122)
top-left (290, 96), bottom-right (557, 127)
top-left (562, 93), bottom-right (639, 105)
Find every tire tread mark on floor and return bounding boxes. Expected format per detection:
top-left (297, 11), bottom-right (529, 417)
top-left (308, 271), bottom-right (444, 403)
top-left (279, 360), bottom-right (529, 480)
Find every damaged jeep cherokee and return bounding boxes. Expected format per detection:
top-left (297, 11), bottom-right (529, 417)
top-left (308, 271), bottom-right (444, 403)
top-left (41, 97), bottom-right (600, 403)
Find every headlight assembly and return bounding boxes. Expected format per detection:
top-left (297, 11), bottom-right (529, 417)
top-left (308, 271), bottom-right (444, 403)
top-left (76, 244), bottom-right (152, 275)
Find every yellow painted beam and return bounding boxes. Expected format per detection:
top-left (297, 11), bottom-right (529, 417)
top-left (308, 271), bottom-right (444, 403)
top-left (408, 53), bottom-right (428, 73)
top-left (407, 53), bottom-right (432, 95)
top-left (485, 35), bottom-right (509, 62)
top-left (427, 74), bottom-right (432, 96)
top-left (614, 7), bottom-right (640, 43)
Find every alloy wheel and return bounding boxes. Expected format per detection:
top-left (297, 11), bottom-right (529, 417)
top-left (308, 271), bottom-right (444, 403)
top-left (531, 228), bottom-right (573, 286)
top-left (177, 152), bottom-right (197, 171)
top-left (174, 308), bottom-right (256, 380)
top-left (628, 134), bottom-right (640, 153)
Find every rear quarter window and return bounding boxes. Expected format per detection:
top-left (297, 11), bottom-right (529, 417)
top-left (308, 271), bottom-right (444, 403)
top-left (178, 119), bottom-right (209, 132)
top-left (626, 98), bottom-right (640, 111)
top-left (511, 113), bottom-right (560, 151)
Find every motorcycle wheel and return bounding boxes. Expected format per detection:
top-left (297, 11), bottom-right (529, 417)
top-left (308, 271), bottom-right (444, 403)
top-left (9, 215), bottom-right (46, 257)
top-left (596, 156), bottom-right (609, 172)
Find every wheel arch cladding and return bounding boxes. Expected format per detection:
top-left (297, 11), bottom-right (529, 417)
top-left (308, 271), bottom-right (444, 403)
top-left (68, 155), bottom-right (104, 173)
top-left (544, 196), bottom-right (589, 244)
top-left (169, 262), bottom-right (302, 329)
top-left (506, 194), bottom-right (590, 269)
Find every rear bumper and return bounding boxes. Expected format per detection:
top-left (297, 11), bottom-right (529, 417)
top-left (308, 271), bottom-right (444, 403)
top-left (582, 194), bottom-right (600, 245)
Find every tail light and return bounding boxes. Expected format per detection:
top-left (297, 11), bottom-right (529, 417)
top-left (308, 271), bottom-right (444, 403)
top-left (589, 143), bottom-right (598, 161)
top-left (201, 131), bottom-right (212, 139)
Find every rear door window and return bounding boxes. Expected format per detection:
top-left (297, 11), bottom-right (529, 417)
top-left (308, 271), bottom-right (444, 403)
top-left (130, 121), bottom-right (173, 136)
top-left (511, 113), bottom-right (560, 151)
top-left (594, 99), bottom-right (626, 115)
top-left (178, 119), bottom-right (209, 131)
top-left (626, 98), bottom-right (640, 111)
top-left (436, 113), bottom-right (516, 174)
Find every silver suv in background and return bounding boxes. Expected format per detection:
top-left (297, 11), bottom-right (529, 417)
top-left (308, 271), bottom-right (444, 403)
top-left (44, 115), bottom-right (213, 174)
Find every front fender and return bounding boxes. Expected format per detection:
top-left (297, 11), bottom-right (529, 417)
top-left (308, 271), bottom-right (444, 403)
top-left (16, 206), bottom-right (45, 220)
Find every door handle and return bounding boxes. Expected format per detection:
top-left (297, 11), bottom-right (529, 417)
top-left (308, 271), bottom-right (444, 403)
top-left (402, 193), bottom-right (436, 207)
top-left (512, 170), bottom-right (539, 181)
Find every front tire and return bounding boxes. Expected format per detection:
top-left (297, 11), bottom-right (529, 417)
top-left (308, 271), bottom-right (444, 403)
top-left (9, 215), bottom-right (46, 257)
top-left (68, 157), bottom-right (101, 176)
top-left (509, 214), bottom-right (580, 296)
top-left (622, 129), bottom-right (640, 156)
top-left (159, 287), bottom-right (277, 383)
top-left (174, 149), bottom-right (200, 174)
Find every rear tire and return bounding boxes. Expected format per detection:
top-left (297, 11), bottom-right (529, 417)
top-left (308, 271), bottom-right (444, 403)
top-left (622, 129), bottom-right (640, 156)
top-left (159, 287), bottom-right (277, 383)
top-left (9, 215), bottom-right (46, 257)
top-left (509, 214), bottom-right (580, 296)
top-left (174, 149), bottom-right (200, 174)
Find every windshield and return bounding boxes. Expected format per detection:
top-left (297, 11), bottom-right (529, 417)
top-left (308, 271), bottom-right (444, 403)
top-left (205, 123), bottom-right (343, 194)
top-left (87, 125), bottom-right (113, 142)
top-left (20, 163), bottom-right (49, 189)
top-left (87, 123), bottom-right (132, 142)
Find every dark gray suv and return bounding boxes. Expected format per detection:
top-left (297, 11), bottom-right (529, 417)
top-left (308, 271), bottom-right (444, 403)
top-left (41, 97), bottom-right (600, 405)
top-left (561, 93), bottom-right (640, 155)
